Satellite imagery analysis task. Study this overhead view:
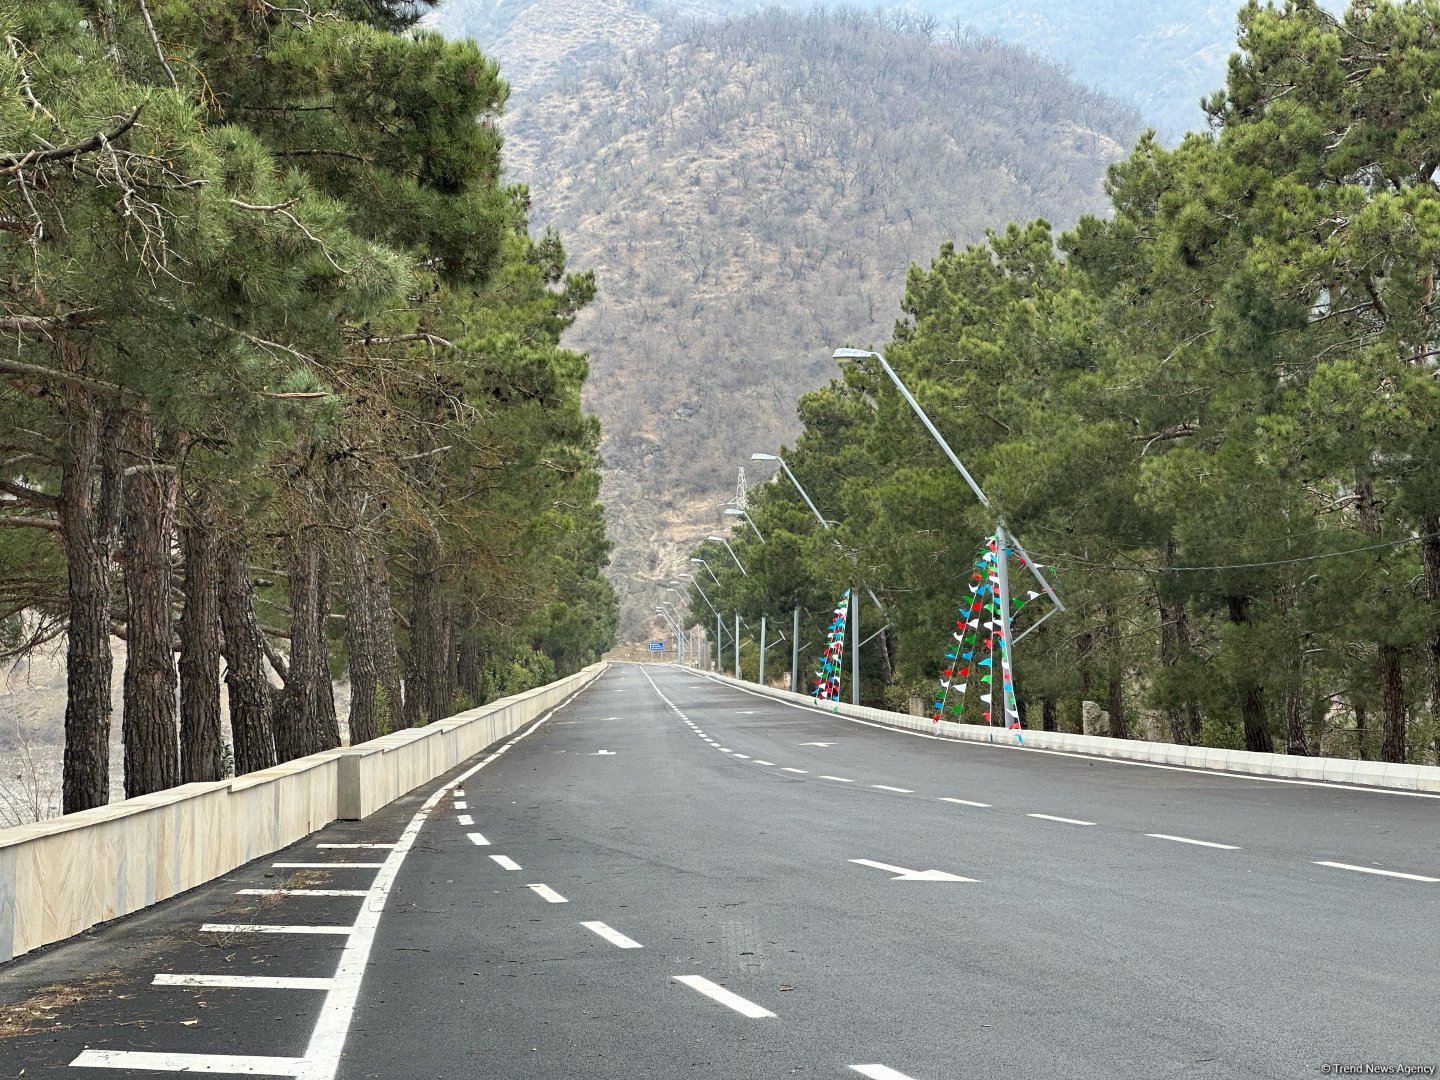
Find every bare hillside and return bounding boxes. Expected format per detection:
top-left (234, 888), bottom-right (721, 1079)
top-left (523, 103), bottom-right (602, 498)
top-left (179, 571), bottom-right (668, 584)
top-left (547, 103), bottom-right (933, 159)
top-left (501, 9), bottom-right (1141, 637)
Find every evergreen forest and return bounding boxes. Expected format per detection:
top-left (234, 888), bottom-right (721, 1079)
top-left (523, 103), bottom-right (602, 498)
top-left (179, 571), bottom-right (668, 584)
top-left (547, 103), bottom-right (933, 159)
top-left (0, 0), bottom-right (617, 816)
top-left (688, 0), bottom-right (1440, 766)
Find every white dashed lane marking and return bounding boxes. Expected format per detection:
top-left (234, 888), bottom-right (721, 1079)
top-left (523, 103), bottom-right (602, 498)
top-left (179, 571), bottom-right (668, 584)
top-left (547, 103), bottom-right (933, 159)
top-left (871, 785), bottom-right (914, 794)
top-left (581, 921), bottom-right (643, 949)
top-left (527, 883), bottom-right (568, 903)
top-left (490, 855), bottom-right (522, 871)
top-left (1315, 861), bottom-right (1439, 883)
top-left (1147, 833), bottom-right (1239, 850)
top-left (1028, 813), bottom-right (1095, 826)
top-left (939, 798), bottom-right (990, 808)
top-left (672, 975), bottom-right (775, 1018)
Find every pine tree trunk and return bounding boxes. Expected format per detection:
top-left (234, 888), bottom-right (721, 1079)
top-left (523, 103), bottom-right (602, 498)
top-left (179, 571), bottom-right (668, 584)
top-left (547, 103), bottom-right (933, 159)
top-left (58, 393), bottom-right (122, 814)
top-left (366, 545), bottom-right (403, 732)
top-left (1227, 594), bottom-right (1274, 753)
top-left (456, 631), bottom-right (482, 702)
top-left (120, 416), bottom-right (181, 798)
top-left (1417, 514), bottom-right (1440, 759)
top-left (1156, 541), bottom-right (1196, 744)
top-left (218, 539), bottom-right (277, 774)
top-left (1041, 696), bottom-right (1057, 732)
top-left (1075, 628), bottom-right (1093, 734)
top-left (341, 528), bottom-right (380, 746)
top-left (1355, 703), bottom-right (1369, 761)
top-left (275, 526), bottom-right (337, 760)
top-left (179, 514), bottom-right (223, 782)
top-left (405, 529), bottom-right (447, 728)
top-left (1104, 605), bottom-right (1128, 739)
top-left (1356, 470), bottom-right (1406, 763)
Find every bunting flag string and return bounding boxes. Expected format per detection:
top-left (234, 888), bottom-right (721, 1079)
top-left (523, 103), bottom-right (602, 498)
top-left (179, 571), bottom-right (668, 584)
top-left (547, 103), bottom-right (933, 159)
top-left (811, 590), bottom-right (851, 701)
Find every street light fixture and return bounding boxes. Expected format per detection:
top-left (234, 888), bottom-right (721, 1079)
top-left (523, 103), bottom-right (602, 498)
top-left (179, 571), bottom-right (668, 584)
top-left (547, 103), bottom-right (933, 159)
top-left (833, 346), bottom-right (1063, 721)
top-left (690, 557), bottom-right (720, 584)
top-left (751, 452), bottom-right (830, 529)
top-left (723, 507), bottom-right (766, 544)
top-left (707, 535), bottom-right (748, 577)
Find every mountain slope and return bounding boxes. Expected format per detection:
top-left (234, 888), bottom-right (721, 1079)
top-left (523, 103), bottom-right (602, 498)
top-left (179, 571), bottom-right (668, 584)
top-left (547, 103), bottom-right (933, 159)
top-left (494, 8), bottom-right (1141, 637)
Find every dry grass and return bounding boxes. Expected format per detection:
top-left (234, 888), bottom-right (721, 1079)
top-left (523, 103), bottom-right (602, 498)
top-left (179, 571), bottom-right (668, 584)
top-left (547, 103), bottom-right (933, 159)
top-left (0, 968), bottom-right (128, 1040)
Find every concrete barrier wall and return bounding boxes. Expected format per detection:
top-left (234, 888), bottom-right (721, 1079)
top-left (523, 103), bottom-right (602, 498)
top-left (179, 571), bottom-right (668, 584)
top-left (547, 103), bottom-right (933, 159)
top-left (0, 662), bottom-right (606, 963)
top-left (692, 669), bottom-right (1440, 795)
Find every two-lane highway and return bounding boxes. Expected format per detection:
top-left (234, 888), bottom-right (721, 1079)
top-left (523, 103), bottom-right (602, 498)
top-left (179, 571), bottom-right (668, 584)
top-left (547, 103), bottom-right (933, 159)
top-left (2, 662), bottom-right (1436, 1079)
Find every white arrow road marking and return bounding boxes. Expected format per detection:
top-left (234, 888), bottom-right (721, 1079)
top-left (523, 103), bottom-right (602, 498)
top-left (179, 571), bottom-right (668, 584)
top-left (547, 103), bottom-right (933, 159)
top-left (592, 749), bottom-right (616, 755)
top-left (672, 975), bottom-right (775, 1018)
top-left (852, 1066), bottom-right (919, 1080)
top-left (800, 741), bottom-right (834, 747)
top-left (581, 920), bottom-right (643, 949)
top-left (1315, 861), bottom-right (1440, 882)
top-left (849, 859), bottom-right (976, 882)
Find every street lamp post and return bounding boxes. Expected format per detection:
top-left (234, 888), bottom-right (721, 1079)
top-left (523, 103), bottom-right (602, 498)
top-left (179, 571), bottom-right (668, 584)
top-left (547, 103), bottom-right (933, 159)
top-left (690, 557), bottom-right (720, 584)
top-left (707, 535), bottom-right (748, 577)
top-left (655, 608), bottom-right (683, 664)
top-left (833, 347), bottom-right (1063, 725)
top-left (724, 507), bottom-right (766, 543)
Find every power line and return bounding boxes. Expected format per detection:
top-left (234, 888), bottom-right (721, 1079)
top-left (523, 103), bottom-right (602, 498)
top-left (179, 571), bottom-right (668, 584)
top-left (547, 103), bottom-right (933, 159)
top-left (1037, 533), bottom-right (1437, 575)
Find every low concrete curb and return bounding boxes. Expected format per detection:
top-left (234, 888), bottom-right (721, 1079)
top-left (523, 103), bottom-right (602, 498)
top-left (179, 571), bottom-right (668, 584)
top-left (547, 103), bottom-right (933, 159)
top-left (688, 668), bottom-right (1440, 796)
top-left (0, 662), bottom-right (606, 963)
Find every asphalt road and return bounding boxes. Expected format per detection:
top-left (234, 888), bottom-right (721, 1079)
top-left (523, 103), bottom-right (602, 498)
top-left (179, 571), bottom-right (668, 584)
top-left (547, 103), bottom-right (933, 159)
top-left (2, 662), bottom-right (1438, 1080)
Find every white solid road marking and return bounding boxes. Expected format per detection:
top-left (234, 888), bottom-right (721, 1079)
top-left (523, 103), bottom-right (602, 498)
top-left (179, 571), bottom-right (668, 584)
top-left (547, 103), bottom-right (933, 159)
top-left (454, 801), bottom-right (468, 810)
top-left (272, 863), bottom-right (384, 870)
top-left (70, 1051), bottom-right (307, 1074)
top-left (852, 1066), bottom-right (918, 1080)
top-left (527, 883), bottom-right (568, 903)
top-left (457, 814), bottom-right (475, 825)
top-left (318, 843), bottom-right (394, 850)
top-left (581, 920), bottom-right (643, 949)
top-left (1315, 861), bottom-right (1440, 882)
top-left (753, 760), bottom-right (776, 766)
top-left (490, 855), bottom-right (522, 870)
top-left (871, 784), bottom-right (914, 794)
top-left (820, 775), bottom-right (854, 783)
top-left (236, 889), bottom-right (368, 898)
top-left (200, 924), bottom-right (353, 935)
top-left (782, 767), bottom-right (809, 774)
top-left (849, 858), bottom-right (976, 883)
top-left (467, 832), bottom-right (490, 846)
top-left (1028, 813), bottom-right (1095, 826)
top-left (154, 974), bottom-right (336, 991)
top-left (1147, 833), bottom-right (1239, 850)
top-left (939, 798), bottom-right (991, 808)
top-left (672, 975), bottom-right (775, 1018)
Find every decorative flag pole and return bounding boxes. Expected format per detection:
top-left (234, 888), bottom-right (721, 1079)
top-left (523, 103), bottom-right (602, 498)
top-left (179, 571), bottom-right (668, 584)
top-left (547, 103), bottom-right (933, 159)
top-left (811, 590), bottom-right (851, 701)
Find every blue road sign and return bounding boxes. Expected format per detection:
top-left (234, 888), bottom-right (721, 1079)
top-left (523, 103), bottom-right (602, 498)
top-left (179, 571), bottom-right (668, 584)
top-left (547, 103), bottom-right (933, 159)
top-left (648, 640), bottom-right (665, 651)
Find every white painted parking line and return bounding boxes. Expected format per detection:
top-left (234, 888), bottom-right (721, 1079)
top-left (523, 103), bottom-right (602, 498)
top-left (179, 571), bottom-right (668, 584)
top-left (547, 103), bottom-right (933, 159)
top-left (1147, 833), bottom-right (1239, 850)
top-left (71, 1050), bottom-right (307, 1074)
top-left (490, 855), bottom-right (522, 870)
top-left (852, 1065), bottom-right (918, 1080)
top-left (528, 883), bottom-right (568, 903)
top-left (1028, 813), bottom-right (1095, 826)
top-left (454, 801), bottom-right (468, 809)
top-left (939, 798), bottom-right (990, 808)
top-left (467, 832), bottom-right (490, 846)
top-left (237, 889), bottom-right (369, 898)
top-left (820, 775), bottom-right (854, 783)
top-left (318, 843), bottom-right (393, 850)
top-left (200, 924), bottom-right (353, 936)
top-left (782, 767), bottom-right (809, 774)
top-left (1315, 861), bottom-right (1440, 882)
top-left (753, 760), bottom-right (776, 766)
top-left (581, 920), bottom-right (643, 949)
top-left (871, 784), bottom-right (914, 793)
top-left (457, 814), bottom-right (475, 825)
top-left (272, 863), bottom-right (383, 870)
top-left (672, 975), bottom-right (775, 1018)
top-left (154, 974), bottom-right (336, 991)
